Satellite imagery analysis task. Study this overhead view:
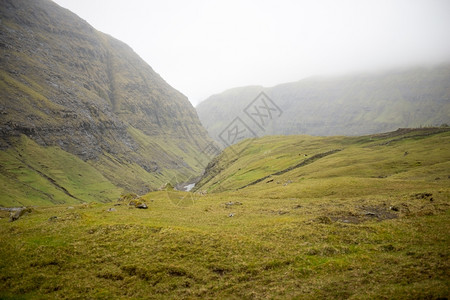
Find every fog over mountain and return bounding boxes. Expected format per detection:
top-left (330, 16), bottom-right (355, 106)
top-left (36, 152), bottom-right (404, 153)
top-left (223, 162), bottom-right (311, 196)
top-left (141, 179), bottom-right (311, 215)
top-left (1, 1), bottom-right (450, 298)
top-left (196, 66), bottom-right (450, 145)
top-left (53, 0), bottom-right (450, 105)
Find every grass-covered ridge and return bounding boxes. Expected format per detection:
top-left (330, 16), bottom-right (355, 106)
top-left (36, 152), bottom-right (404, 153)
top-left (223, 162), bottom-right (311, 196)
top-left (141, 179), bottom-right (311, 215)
top-left (0, 128), bottom-right (448, 298)
top-left (195, 127), bottom-right (450, 193)
top-left (0, 0), bottom-right (213, 195)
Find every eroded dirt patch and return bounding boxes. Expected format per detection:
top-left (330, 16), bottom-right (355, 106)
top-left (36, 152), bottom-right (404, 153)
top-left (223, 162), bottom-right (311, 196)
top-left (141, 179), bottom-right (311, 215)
top-left (329, 205), bottom-right (398, 224)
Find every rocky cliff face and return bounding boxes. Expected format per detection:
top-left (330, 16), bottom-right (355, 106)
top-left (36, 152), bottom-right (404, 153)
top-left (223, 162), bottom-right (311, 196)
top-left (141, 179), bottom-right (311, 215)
top-left (0, 0), bottom-right (212, 200)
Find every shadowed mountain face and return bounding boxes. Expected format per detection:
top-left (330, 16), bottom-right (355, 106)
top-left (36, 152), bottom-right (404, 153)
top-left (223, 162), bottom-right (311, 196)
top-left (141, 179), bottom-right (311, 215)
top-left (196, 67), bottom-right (450, 145)
top-left (0, 0), bottom-right (213, 204)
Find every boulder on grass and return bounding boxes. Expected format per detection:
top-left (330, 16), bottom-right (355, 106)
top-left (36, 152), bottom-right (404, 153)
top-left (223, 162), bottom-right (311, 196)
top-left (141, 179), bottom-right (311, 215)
top-left (128, 198), bottom-right (148, 209)
top-left (136, 203), bottom-right (148, 209)
top-left (9, 208), bottom-right (32, 222)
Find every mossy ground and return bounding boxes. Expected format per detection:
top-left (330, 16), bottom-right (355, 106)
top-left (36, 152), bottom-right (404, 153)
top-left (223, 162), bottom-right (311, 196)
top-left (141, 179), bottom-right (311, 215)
top-left (0, 129), bottom-right (449, 299)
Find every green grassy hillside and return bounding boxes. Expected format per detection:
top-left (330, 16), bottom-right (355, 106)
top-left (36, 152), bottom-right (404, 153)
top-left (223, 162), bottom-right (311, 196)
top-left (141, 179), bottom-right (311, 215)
top-left (0, 132), bottom-right (212, 207)
top-left (0, 0), bottom-right (213, 201)
top-left (0, 135), bottom-right (121, 207)
top-left (196, 127), bottom-right (450, 194)
top-left (1, 128), bottom-right (448, 298)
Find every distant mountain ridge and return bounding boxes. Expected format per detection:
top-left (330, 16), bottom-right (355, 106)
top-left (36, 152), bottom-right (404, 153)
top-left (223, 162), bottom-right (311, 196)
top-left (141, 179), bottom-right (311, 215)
top-left (196, 66), bottom-right (450, 145)
top-left (0, 0), bottom-right (212, 205)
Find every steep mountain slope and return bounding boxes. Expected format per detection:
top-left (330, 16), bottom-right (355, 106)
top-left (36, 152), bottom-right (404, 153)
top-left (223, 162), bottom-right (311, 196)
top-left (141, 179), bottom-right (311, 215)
top-left (0, 0), bottom-right (212, 206)
top-left (197, 67), bottom-right (450, 144)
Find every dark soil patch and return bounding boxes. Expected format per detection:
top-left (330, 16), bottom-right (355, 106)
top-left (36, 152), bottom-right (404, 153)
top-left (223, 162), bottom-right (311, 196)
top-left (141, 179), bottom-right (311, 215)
top-left (330, 206), bottom-right (398, 224)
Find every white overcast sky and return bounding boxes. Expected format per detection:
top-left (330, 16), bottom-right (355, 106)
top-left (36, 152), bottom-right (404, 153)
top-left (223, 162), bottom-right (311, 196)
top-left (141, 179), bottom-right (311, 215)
top-left (52, 0), bottom-right (450, 105)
